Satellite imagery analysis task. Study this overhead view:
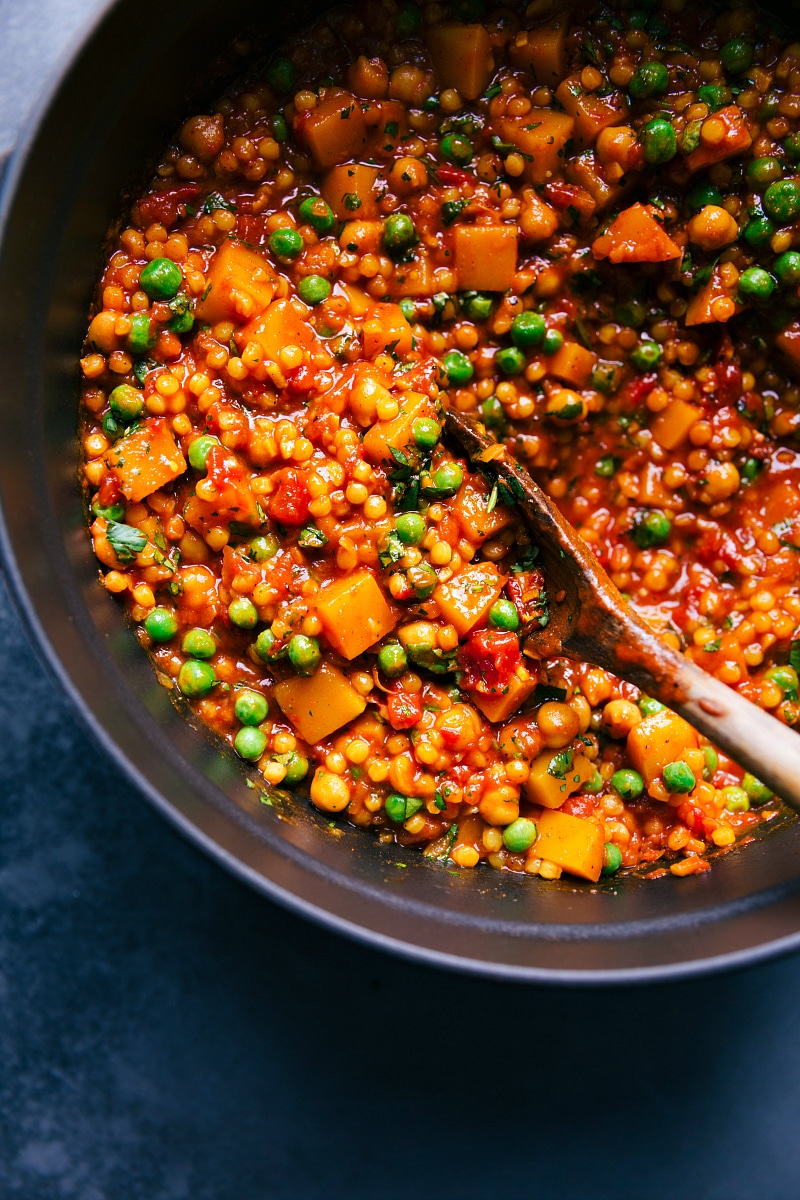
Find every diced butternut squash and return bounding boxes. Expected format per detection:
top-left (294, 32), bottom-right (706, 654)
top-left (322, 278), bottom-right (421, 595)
top-left (525, 750), bottom-right (595, 810)
top-left (322, 163), bottom-right (382, 220)
top-left (508, 15), bottom-right (570, 86)
top-left (362, 391), bottom-right (438, 464)
top-left (194, 240), bottom-right (277, 326)
top-left (105, 417), bottom-right (187, 503)
top-left (274, 662), bottom-right (367, 744)
top-left (361, 303), bottom-right (413, 359)
top-left (548, 340), bottom-right (596, 387)
top-left (452, 476), bottom-right (515, 544)
top-left (555, 77), bottom-right (628, 150)
top-left (237, 298), bottom-right (317, 363)
top-left (592, 203), bottom-right (681, 264)
top-left (684, 266), bottom-right (743, 327)
top-left (566, 151), bottom-right (619, 210)
top-left (390, 251), bottom-right (436, 297)
top-left (183, 444), bottom-right (261, 531)
top-left (297, 91), bottom-right (368, 168)
top-left (650, 397), bottom-right (702, 450)
top-left (472, 664), bottom-right (538, 723)
top-left (433, 561), bottom-right (506, 637)
top-left (313, 570), bottom-right (397, 659)
top-left (500, 112), bottom-right (574, 185)
top-left (426, 22), bottom-right (493, 101)
top-left (454, 224), bottom-right (518, 292)
top-left (777, 322), bottom-right (800, 370)
top-left (685, 106), bottom-right (753, 172)
top-left (626, 710), bottom-right (699, 795)
top-left (533, 808), bottom-right (604, 882)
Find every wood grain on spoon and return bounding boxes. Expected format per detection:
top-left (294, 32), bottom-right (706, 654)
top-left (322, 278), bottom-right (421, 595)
top-left (445, 408), bottom-right (800, 813)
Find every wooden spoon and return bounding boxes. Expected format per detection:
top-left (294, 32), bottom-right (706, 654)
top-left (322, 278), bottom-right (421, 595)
top-left (445, 408), bottom-right (800, 811)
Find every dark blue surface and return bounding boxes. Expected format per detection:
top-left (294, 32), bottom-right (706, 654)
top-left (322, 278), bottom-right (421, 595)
top-left (1, 566), bottom-right (800, 1199)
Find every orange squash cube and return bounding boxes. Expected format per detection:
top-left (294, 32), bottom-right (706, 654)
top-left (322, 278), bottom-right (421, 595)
top-left (322, 163), bottom-right (382, 220)
top-left (105, 417), bottom-right (187, 503)
top-left (273, 663), bottom-right (367, 744)
top-left (452, 476), bottom-right (515, 544)
top-left (685, 266), bottom-right (744, 327)
top-left (433, 561), bottom-right (506, 637)
top-left (525, 750), bottom-right (595, 810)
top-left (313, 570), bottom-right (397, 659)
top-left (548, 340), bottom-right (596, 387)
top-left (362, 391), bottom-right (438, 464)
top-left (500, 112), bottom-right (574, 185)
top-left (426, 22), bottom-right (493, 101)
top-left (195, 240), bottom-right (277, 325)
top-left (650, 398), bottom-right (702, 450)
top-left (592, 203), bottom-right (681, 264)
top-left (237, 298), bottom-right (317, 363)
top-left (361, 303), bottom-right (413, 359)
top-left (626, 710), bottom-right (699, 793)
top-left (454, 224), bottom-right (518, 292)
top-left (472, 664), bottom-right (538, 723)
top-left (390, 251), bottom-right (437, 297)
top-left (555, 77), bottom-right (629, 150)
top-left (533, 809), bottom-right (604, 882)
top-left (297, 92), bottom-right (368, 168)
top-left (685, 106), bottom-right (752, 172)
top-left (508, 15), bottom-right (570, 85)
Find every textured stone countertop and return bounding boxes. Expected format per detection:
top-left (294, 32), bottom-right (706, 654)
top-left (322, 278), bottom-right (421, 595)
top-left (2, 3), bottom-right (800, 1197)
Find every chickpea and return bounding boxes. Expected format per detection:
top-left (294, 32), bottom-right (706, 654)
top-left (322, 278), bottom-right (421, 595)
top-left (87, 311), bottom-right (119, 354)
top-left (478, 786), bottom-right (520, 826)
top-left (176, 564), bottom-right (217, 609)
top-left (546, 389), bottom-right (588, 424)
top-left (498, 716), bottom-right (544, 760)
top-left (310, 768), bottom-right (352, 813)
top-left (699, 461), bottom-right (741, 504)
top-left (346, 55), bottom-right (389, 99)
top-left (518, 191), bottom-right (559, 243)
top-left (388, 156), bottom-right (429, 195)
top-left (388, 64), bottom-right (434, 106)
top-left (601, 699), bottom-right (641, 739)
top-left (687, 205), bottom-right (739, 251)
top-left (178, 114), bottom-right (225, 162)
top-left (537, 701), bottom-right (580, 748)
top-left (435, 704), bottom-right (481, 753)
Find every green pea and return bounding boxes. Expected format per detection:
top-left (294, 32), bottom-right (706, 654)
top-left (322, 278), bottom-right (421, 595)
top-left (722, 785), bottom-right (750, 813)
top-left (488, 598), bottom-right (520, 631)
top-left (249, 534), bottom-right (279, 562)
top-left (758, 91), bottom-right (781, 121)
top-left (395, 512), bottom-right (426, 545)
top-left (628, 61), bottom-right (669, 100)
top-left (267, 56), bottom-right (296, 93)
top-left (746, 156), bottom-right (783, 188)
top-left (502, 817), bottom-right (538, 853)
top-left (594, 454), bottom-right (618, 478)
top-left (496, 346), bottom-right (526, 375)
top-left (542, 328), bottom-right (564, 355)
top-left (109, 384), bottom-right (144, 422)
top-left (741, 773), bottom-right (773, 804)
top-left (234, 689), bottom-right (269, 726)
top-left (774, 251), bottom-right (800, 285)
top-left (385, 792), bottom-right (425, 822)
top-left (742, 456), bottom-right (762, 481)
top-left (399, 297), bottom-right (417, 323)
top-left (481, 396), bottom-right (506, 432)
top-left (463, 293), bottom-right (493, 321)
top-left (764, 179), bottom-right (800, 223)
top-left (611, 768), bottom-right (644, 800)
top-left (687, 180), bottom-right (723, 211)
top-left (639, 696), bottom-right (666, 716)
top-left (168, 304), bottom-right (194, 334)
top-left (697, 84), bottom-right (732, 112)
top-left (738, 266), bottom-right (776, 301)
top-left (720, 38), bottom-right (753, 75)
top-left (282, 752), bottom-right (310, 784)
top-left (288, 634), bottom-right (321, 675)
top-left (255, 629), bottom-right (278, 661)
top-left (271, 113), bottom-right (288, 142)
top-left (431, 462), bottom-right (463, 495)
top-left (440, 132), bottom-right (473, 164)
top-left (383, 213), bottom-right (417, 253)
top-left (181, 628), bottom-right (216, 659)
top-left (396, 1), bottom-right (421, 36)
top-left (407, 562), bottom-right (437, 598)
top-left (642, 117), bottom-right (677, 165)
top-left (630, 340), bottom-right (663, 370)
top-left (139, 257), bottom-right (183, 300)
top-left (298, 195), bottom-right (335, 234)
top-left (188, 434), bottom-right (221, 471)
top-left (591, 362), bottom-right (620, 396)
top-left (632, 510), bottom-right (671, 548)
top-left (378, 641), bottom-right (408, 678)
top-left (235, 726), bottom-right (268, 761)
top-left (583, 771), bottom-right (604, 794)
top-left (784, 132), bottom-right (800, 162)
top-left (601, 843), bottom-right (623, 875)
top-left (703, 745), bottom-right (719, 781)
top-left (269, 228), bottom-right (303, 261)
top-left (143, 607), bottom-right (178, 643)
top-left (615, 298), bottom-right (647, 327)
top-left (663, 761), bottom-right (695, 793)
top-left (742, 215), bottom-right (775, 248)
top-left (228, 597), bottom-right (259, 630)
top-left (412, 417), bottom-right (440, 450)
top-left (126, 312), bottom-right (157, 355)
top-left (297, 275), bottom-right (332, 305)
top-left (178, 659), bottom-right (217, 698)
top-left (442, 349), bottom-right (474, 385)
top-left (510, 311), bottom-right (546, 347)
top-left (765, 664), bottom-right (799, 694)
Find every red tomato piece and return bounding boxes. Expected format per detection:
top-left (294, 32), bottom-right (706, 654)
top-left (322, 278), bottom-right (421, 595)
top-left (267, 468), bottom-right (310, 526)
top-left (457, 629), bottom-right (521, 694)
top-left (437, 165), bottom-right (472, 187)
top-left (387, 690), bottom-right (423, 729)
top-left (136, 183), bottom-right (201, 227)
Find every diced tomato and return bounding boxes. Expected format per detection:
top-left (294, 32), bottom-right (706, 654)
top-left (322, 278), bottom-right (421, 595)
top-left (437, 165), bottom-right (471, 187)
top-left (136, 184), bottom-right (201, 228)
top-left (387, 690), bottom-right (423, 729)
top-left (676, 801), bottom-right (704, 834)
top-left (457, 629), bottom-right (521, 694)
top-left (97, 470), bottom-right (121, 508)
top-left (236, 214), bottom-right (265, 244)
top-left (622, 373), bottom-right (658, 406)
top-left (561, 794), bottom-right (597, 818)
top-left (204, 444), bottom-right (261, 524)
top-left (544, 181), bottom-right (596, 219)
top-left (715, 360), bottom-right (742, 405)
top-left (267, 468), bottom-right (310, 526)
